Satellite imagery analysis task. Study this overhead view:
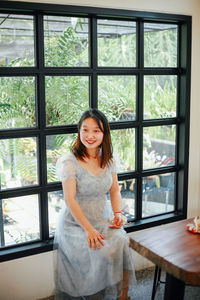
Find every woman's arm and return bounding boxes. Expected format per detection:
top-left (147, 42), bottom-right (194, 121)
top-left (109, 173), bottom-right (123, 228)
top-left (62, 178), bottom-right (104, 249)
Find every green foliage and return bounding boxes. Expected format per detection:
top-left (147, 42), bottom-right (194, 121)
top-left (0, 138), bottom-right (37, 188)
top-left (98, 33), bottom-right (136, 67)
top-left (46, 134), bottom-right (77, 182)
top-left (44, 18), bottom-right (88, 67)
top-left (111, 129), bottom-right (135, 172)
top-left (0, 19), bottom-right (178, 187)
top-left (144, 27), bottom-right (177, 67)
top-left (144, 75), bottom-right (177, 120)
top-left (45, 75), bottom-right (89, 126)
top-left (98, 76), bottom-right (136, 122)
top-left (0, 77), bottom-right (35, 129)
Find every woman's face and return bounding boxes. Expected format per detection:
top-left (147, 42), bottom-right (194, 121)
top-left (80, 117), bottom-right (104, 150)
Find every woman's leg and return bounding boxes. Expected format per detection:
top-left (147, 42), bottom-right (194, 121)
top-left (117, 270), bottom-right (130, 300)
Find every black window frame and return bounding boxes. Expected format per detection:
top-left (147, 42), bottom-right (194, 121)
top-left (0, 0), bottom-right (191, 262)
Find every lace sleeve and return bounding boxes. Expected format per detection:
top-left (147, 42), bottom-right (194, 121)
top-left (56, 153), bottom-right (77, 182)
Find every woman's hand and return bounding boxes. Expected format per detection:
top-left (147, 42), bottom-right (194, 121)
top-left (109, 212), bottom-right (123, 229)
top-left (86, 228), bottom-right (104, 250)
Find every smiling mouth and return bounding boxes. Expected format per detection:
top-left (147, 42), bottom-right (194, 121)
top-left (86, 140), bottom-right (96, 144)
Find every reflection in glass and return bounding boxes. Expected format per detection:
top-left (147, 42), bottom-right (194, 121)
top-left (98, 76), bottom-right (136, 122)
top-left (0, 14), bottom-right (35, 67)
top-left (98, 19), bottom-right (136, 67)
top-left (120, 179), bottom-right (135, 220)
top-left (1, 195), bottom-right (40, 247)
top-left (143, 125), bottom-right (176, 169)
top-left (142, 173), bottom-right (175, 217)
top-left (44, 16), bottom-right (89, 67)
top-left (111, 129), bottom-right (135, 172)
top-left (46, 134), bottom-right (77, 183)
top-left (144, 23), bottom-right (178, 67)
top-left (48, 191), bottom-right (64, 236)
top-left (144, 75), bottom-right (177, 119)
top-left (45, 76), bottom-right (89, 126)
top-left (143, 125), bottom-right (176, 170)
top-left (0, 138), bottom-right (38, 189)
top-left (0, 77), bottom-right (36, 129)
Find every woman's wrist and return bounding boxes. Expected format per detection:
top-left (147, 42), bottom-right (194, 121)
top-left (114, 210), bottom-right (122, 215)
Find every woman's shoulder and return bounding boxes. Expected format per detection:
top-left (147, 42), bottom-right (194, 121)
top-left (56, 152), bottom-right (77, 182)
top-left (57, 152), bottom-right (75, 164)
top-left (108, 152), bottom-right (120, 173)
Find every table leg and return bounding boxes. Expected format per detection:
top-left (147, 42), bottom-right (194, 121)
top-left (164, 272), bottom-right (185, 300)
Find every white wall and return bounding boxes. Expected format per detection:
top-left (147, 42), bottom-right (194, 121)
top-left (0, 252), bottom-right (54, 300)
top-left (1, 0), bottom-right (200, 299)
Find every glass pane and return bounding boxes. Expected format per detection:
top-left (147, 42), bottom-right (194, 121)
top-left (44, 16), bottom-right (89, 67)
top-left (120, 179), bottom-right (136, 220)
top-left (111, 129), bottom-right (135, 172)
top-left (1, 195), bottom-right (40, 247)
top-left (144, 75), bottom-right (177, 119)
top-left (144, 23), bottom-right (178, 67)
top-left (46, 134), bottom-right (77, 183)
top-left (98, 75), bottom-right (136, 122)
top-left (142, 173), bottom-right (175, 217)
top-left (98, 19), bottom-right (136, 67)
top-left (143, 125), bottom-right (176, 170)
top-left (0, 14), bottom-right (35, 67)
top-left (0, 77), bottom-right (36, 129)
top-left (45, 76), bottom-right (89, 126)
top-left (0, 137), bottom-right (38, 189)
top-left (48, 190), bottom-right (64, 237)
top-left (106, 178), bottom-right (135, 225)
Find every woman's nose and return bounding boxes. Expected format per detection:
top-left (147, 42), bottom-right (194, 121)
top-left (87, 131), bottom-right (94, 138)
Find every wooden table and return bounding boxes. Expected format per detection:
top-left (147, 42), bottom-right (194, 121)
top-left (129, 218), bottom-right (200, 300)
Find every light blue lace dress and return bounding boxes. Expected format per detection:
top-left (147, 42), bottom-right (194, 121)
top-left (54, 153), bottom-right (135, 299)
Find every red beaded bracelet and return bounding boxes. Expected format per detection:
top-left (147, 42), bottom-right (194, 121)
top-left (114, 211), bottom-right (122, 214)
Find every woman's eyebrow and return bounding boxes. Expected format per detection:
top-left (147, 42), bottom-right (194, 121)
top-left (82, 125), bottom-right (100, 129)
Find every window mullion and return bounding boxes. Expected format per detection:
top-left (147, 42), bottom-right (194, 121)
top-left (135, 21), bottom-right (144, 221)
top-left (90, 17), bottom-right (98, 109)
top-left (36, 13), bottom-right (49, 240)
top-left (0, 200), bottom-right (5, 247)
top-left (137, 21), bottom-right (144, 69)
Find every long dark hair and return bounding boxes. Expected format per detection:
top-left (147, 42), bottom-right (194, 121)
top-left (71, 109), bottom-right (113, 168)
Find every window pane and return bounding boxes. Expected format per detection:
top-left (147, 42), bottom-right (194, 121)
top-left (0, 77), bottom-right (36, 129)
top-left (44, 16), bottom-right (89, 67)
top-left (0, 138), bottom-right (38, 189)
top-left (144, 23), bottom-right (178, 67)
top-left (0, 14), bottom-right (35, 67)
top-left (1, 195), bottom-right (40, 247)
top-left (111, 129), bottom-right (135, 172)
top-left (142, 173), bottom-right (175, 217)
top-left (98, 75), bottom-right (136, 122)
top-left (144, 75), bottom-right (177, 119)
top-left (120, 179), bottom-right (136, 220)
top-left (143, 125), bottom-right (176, 170)
top-left (45, 76), bottom-right (89, 126)
top-left (48, 190), bottom-right (64, 237)
top-left (97, 19), bottom-right (136, 67)
top-left (46, 134), bottom-right (77, 183)
top-left (106, 178), bottom-right (135, 225)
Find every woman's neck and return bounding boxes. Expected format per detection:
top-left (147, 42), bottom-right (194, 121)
top-left (86, 148), bottom-right (99, 159)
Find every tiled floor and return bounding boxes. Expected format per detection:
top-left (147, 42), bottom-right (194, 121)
top-left (132, 267), bottom-right (200, 300)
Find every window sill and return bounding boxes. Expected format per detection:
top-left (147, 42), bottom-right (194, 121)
top-left (0, 212), bottom-right (186, 262)
top-left (0, 240), bottom-right (53, 262)
top-left (124, 212), bottom-right (186, 233)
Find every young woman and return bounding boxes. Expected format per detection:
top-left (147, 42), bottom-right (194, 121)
top-left (54, 109), bottom-right (135, 300)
